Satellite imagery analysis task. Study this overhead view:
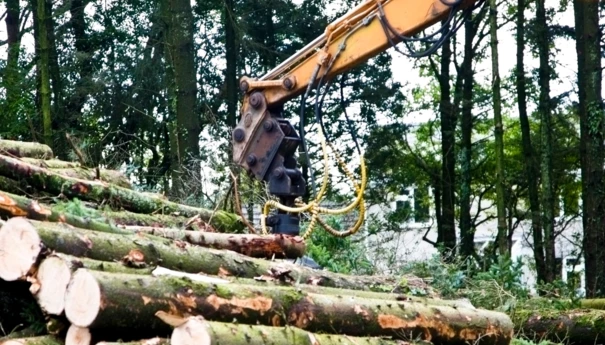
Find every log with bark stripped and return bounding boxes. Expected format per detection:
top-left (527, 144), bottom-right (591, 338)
top-left (0, 154), bottom-right (244, 233)
top-left (0, 140), bottom-right (53, 159)
top-left (159, 313), bottom-right (407, 345)
top-left (134, 227), bottom-right (305, 258)
top-left (0, 218), bottom-right (406, 291)
top-left (63, 269), bottom-right (514, 345)
top-left (0, 191), bottom-right (130, 235)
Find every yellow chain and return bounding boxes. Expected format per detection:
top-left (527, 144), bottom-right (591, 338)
top-left (260, 128), bottom-right (367, 240)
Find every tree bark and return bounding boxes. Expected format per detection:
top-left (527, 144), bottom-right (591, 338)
top-left (134, 228), bottom-right (306, 259)
top-left (97, 339), bottom-right (169, 345)
top-left (438, 38), bottom-right (457, 257)
top-left (64, 269), bottom-right (514, 344)
top-left (574, 0), bottom-right (605, 297)
top-left (167, 316), bottom-right (406, 345)
top-left (223, 0), bottom-right (238, 129)
top-left (514, 309), bottom-right (605, 344)
top-left (18, 157), bottom-right (80, 169)
top-left (0, 155), bottom-right (244, 233)
top-left (536, 0), bottom-right (556, 283)
top-left (2, 218), bottom-right (409, 292)
top-left (49, 168), bottom-right (132, 189)
top-left (0, 191), bottom-right (131, 235)
top-left (0, 140), bottom-right (53, 159)
top-left (516, 0), bottom-right (545, 288)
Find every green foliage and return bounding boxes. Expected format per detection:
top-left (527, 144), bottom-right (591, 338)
top-left (303, 216), bottom-right (375, 275)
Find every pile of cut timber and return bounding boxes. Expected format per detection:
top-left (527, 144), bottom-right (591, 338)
top-left (0, 140), bottom-right (515, 345)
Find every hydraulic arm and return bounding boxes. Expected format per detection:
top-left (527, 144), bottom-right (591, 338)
top-left (232, 0), bottom-right (480, 236)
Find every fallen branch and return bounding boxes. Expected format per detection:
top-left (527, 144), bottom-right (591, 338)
top-left (63, 269), bottom-right (514, 344)
top-left (0, 154), bottom-right (244, 233)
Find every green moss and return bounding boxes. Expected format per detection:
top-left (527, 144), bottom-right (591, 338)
top-left (214, 284), bottom-right (234, 299)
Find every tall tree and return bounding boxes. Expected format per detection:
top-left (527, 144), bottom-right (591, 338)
top-left (536, 0), bottom-right (556, 282)
top-left (438, 38), bottom-right (457, 257)
top-left (31, 0), bottom-right (53, 147)
top-left (489, 0), bottom-right (507, 256)
top-left (2, 0), bottom-right (24, 138)
top-left (516, 0), bottom-right (546, 286)
top-left (164, 0), bottom-right (201, 196)
top-left (223, 0), bottom-right (238, 129)
top-left (574, 0), bottom-right (604, 297)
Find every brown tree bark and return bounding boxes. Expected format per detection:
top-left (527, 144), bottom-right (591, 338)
top-left (574, 0), bottom-right (605, 298)
top-left (515, 309), bottom-right (605, 344)
top-left (64, 269), bottom-right (514, 344)
top-left (2, 0), bottom-right (23, 135)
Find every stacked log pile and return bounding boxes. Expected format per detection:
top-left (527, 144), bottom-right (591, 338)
top-left (0, 140), bottom-right (517, 345)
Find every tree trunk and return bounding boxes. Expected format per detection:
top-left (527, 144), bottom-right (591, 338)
top-left (1, 218), bottom-right (409, 292)
top-left (574, 0), bottom-right (605, 298)
top-left (0, 140), bottom-right (53, 159)
top-left (515, 309), bottom-right (605, 344)
top-left (438, 38), bottom-right (457, 258)
top-left (97, 339), bottom-right (169, 345)
top-left (3, 0), bottom-right (23, 136)
top-left (64, 269), bottom-right (514, 344)
top-left (18, 157), bottom-right (80, 169)
top-left (133, 228), bottom-right (306, 259)
top-left (488, 0), bottom-right (507, 257)
top-left (516, 0), bottom-right (545, 288)
top-left (167, 316), bottom-right (407, 345)
top-left (224, 0), bottom-right (238, 129)
top-left (458, 15), bottom-right (479, 260)
top-left (49, 168), bottom-right (132, 189)
top-left (0, 155), bottom-right (244, 233)
top-left (34, 0), bottom-right (53, 148)
top-left (165, 0), bottom-right (201, 196)
top-left (536, 0), bottom-right (556, 283)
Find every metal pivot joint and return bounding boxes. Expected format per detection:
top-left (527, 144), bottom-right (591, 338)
top-left (232, 92), bottom-right (306, 236)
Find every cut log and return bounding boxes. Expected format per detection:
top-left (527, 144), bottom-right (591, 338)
top-left (580, 299), bottom-right (605, 310)
top-left (103, 211), bottom-right (191, 229)
top-left (0, 217), bottom-right (41, 281)
top-left (18, 157), bottom-right (80, 169)
top-left (34, 256), bottom-right (72, 314)
top-left (65, 325), bottom-right (91, 345)
top-left (514, 308), bottom-right (605, 344)
top-left (51, 168), bottom-right (132, 189)
top-left (135, 227), bottom-right (306, 258)
top-left (1, 336), bottom-right (64, 345)
top-left (166, 315), bottom-right (407, 345)
top-left (96, 339), bottom-right (169, 345)
top-left (0, 154), bottom-right (244, 233)
top-left (0, 191), bottom-right (130, 234)
top-left (0, 140), bottom-right (53, 159)
top-left (9, 219), bottom-right (405, 291)
top-left (64, 269), bottom-right (514, 345)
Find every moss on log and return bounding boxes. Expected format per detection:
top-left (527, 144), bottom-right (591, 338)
top-left (96, 339), bottom-right (169, 345)
top-left (135, 227), bottom-right (305, 258)
top-left (513, 308), bottom-right (605, 344)
top-left (169, 316), bottom-right (408, 345)
top-left (100, 210), bottom-right (190, 228)
top-left (64, 269), bottom-right (513, 345)
top-left (0, 191), bottom-right (130, 234)
top-left (1, 336), bottom-right (64, 345)
top-left (51, 168), bottom-right (132, 189)
top-left (0, 155), bottom-right (243, 233)
top-left (18, 158), bottom-right (80, 169)
top-left (580, 299), bottom-right (605, 310)
top-left (0, 141), bottom-right (53, 159)
top-left (13, 219), bottom-right (407, 291)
